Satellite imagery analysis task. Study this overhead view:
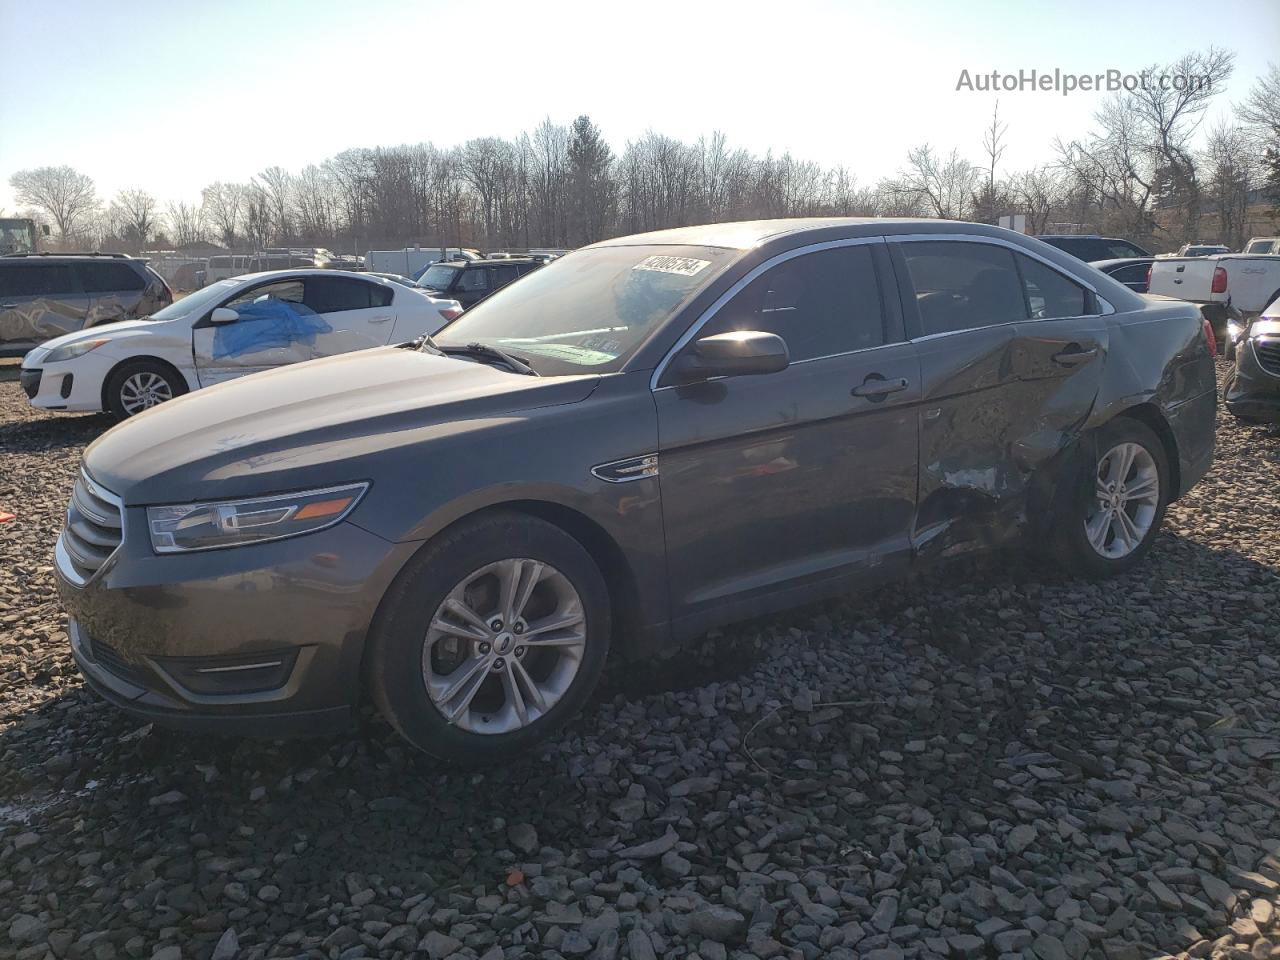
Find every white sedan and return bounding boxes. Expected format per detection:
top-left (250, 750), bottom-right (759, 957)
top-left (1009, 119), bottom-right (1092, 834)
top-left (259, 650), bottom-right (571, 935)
top-left (20, 270), bottom-right (462, 418)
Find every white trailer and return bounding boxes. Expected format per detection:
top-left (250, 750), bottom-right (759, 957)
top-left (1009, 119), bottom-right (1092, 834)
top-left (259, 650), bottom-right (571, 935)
top-left (364, 247), bottom-right (479, 277)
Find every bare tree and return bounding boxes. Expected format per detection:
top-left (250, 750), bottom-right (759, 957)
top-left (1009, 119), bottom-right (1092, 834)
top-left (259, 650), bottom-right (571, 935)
top-left (1203, 123), bottom-right (1258, 249)
top-left (201, 182), bottom-right (246, 249)
top-left (166, 202), bottom-right (206, 247)
top-left (898, 145), bottom-right (980, 219)
top-left (108, 189), bottom-right (158, 253)
top-left (9, 165), bottom-right (98, 242)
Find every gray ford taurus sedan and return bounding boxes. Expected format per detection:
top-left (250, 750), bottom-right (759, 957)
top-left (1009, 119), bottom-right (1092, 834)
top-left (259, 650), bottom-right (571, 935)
top-left (56, 219), bottom-right (1217, 763)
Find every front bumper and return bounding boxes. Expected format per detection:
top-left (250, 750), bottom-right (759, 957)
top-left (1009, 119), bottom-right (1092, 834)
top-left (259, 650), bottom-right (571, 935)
top-left (20, 357), bottom-right (108, 413)
top-left (56, 506), bottom-right (420, 735)
top-left (1225, 339), bottom-right (1280, 424)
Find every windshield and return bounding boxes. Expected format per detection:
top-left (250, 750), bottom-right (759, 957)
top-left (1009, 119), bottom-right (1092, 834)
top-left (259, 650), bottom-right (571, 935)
top-left (149, 279), bottom-right (240, 321)
top-left (433, 244), bottom-right (734, 375)
top-left (417, 264), bottom-right (460, 290)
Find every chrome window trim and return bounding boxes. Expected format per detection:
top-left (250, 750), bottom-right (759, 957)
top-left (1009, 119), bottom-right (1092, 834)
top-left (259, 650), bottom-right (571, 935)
top-left (650, 236), bottom-right (888, 391)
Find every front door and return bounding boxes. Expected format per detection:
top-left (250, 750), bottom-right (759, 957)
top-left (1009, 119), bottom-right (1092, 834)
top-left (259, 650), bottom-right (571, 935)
top-left (655, 241), bottom-right (920, 636)
top-left (191, 278), bottom-right (317, 386)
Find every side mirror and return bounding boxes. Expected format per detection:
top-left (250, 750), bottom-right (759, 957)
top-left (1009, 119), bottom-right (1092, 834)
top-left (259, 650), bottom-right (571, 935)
top-left (674, 330), bottom-right (789, 382)
top-left (209, 307), bottom-right (239, 324)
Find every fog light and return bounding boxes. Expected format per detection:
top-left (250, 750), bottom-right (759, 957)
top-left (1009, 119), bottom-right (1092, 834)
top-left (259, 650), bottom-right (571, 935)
top-left (156, 649), bottom-right (299, 695)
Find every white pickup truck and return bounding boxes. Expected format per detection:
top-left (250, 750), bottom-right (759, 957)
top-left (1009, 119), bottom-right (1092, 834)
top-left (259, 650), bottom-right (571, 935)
top-left (1148, 254), bottom-right (1280, 319)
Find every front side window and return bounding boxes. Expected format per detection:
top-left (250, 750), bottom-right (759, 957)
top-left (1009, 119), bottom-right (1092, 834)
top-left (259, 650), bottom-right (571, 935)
top-left (1015, 254), bottom-right (1091, 319)
top-left (226, 280), bottom-right (305, 310)
top-left (902, 241), bottom-right (1026, 335)
top-left (457, 268), bottom-right (491, 293)
top-left (699, 245), bottom-right (885, 361)
top-left (434, 244), bottom-right (734, 376)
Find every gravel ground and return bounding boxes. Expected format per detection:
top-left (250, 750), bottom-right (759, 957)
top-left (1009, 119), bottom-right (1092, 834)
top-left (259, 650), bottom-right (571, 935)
top-left (1, 363), bottom-right (1278, 960)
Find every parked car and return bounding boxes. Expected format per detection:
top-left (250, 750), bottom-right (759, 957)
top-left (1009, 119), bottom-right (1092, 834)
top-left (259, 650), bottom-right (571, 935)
top-left (1036, 235), bottom-right (1151, 261)
top-left (53, 219), bottom-right (1217, 763)
top-left (1, 254), bottom-right (172, 357)
top-left (1243, 237), bottom-right (1280, 255)
top-left (1148, 253), bottom-right (1280, 337)
top-left (1090, 257), bottom-right (1154, 293)
top-left (1176, 243), bottom-right (1231, 258)
top-left (20, 270), bottom-right (462, 418)
top-left (1224, 296), bottom-right (1280, 424)
top-left (414, 257), bottom-right (544, 309)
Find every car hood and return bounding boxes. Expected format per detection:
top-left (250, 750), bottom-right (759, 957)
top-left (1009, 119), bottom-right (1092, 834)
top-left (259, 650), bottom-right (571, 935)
top-left (84, 346), bottom-right (600, 504)
top-left (30, 317), bottom-right (168, 359)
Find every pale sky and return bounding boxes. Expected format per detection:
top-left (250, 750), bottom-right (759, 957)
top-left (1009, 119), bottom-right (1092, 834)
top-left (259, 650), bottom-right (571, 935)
top-left (1, 0), bottom-right (1277, 211)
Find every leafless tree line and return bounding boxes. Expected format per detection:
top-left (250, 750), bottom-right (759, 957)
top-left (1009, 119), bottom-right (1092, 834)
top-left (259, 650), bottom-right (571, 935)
top-left (9, 51), bottom-right (1280, 258)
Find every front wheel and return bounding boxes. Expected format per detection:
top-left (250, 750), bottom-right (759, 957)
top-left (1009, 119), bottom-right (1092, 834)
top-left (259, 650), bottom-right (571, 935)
top-left (1050, 418), bottom-right (1170, 578)
top-left (106, 360), bottom-right (184, 419)
top-left (367, 512), bottom-right (611, 764)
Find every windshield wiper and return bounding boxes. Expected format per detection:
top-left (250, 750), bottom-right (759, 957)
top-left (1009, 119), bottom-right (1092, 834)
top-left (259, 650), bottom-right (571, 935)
top-left (439, 341), bottom-right (539, 376)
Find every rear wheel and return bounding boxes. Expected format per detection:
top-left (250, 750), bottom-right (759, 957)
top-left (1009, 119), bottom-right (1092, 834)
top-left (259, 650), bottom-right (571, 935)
top-left (1049, 418), bottom-right (1170, 578)
top-left (106, 360), bottom-right (184, 419)
top-left (367, 512), bottom-right (611, 764)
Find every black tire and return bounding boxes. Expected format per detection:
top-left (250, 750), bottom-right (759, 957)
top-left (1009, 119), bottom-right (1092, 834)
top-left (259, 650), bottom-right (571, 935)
top-left (105, 359), bottom-right (185, 420)
top-left (367, 511), bottom-right (611, 765)
top-left (1049, 417), bottom-right (1171, 579)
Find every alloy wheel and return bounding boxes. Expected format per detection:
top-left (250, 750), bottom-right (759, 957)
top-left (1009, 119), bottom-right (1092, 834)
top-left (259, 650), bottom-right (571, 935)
top-left (119, 371), bottom-right (173, 414)
top-left (1084, 441), bottom-right (1161, 559)
top-left (422, 558), bottom-right (586, 734)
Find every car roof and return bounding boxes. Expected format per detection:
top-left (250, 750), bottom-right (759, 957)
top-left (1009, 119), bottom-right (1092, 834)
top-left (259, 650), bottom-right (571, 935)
top-left (229, 268), bottom-right (394, 285)
top-left (0, 252), bottom-right (143, 262)
top-left (1090, 257), bottom-right (1154, 268)
top-left (588, 218), bottom-right (1047, 251)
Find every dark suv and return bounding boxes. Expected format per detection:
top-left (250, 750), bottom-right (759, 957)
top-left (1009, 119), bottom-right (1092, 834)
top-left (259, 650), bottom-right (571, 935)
top-left (1035, 235), bottom-right (1151, 262)
top-left (56, 220), bottom-right (1217, 764)
top-left (0, 253), bottom-right (172, 357)
top-left (414, 257), bottom-right (542, 309)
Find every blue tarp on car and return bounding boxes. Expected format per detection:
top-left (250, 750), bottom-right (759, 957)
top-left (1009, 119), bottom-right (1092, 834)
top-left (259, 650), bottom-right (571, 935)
top-left (212, 298), bottom-right (331, 359)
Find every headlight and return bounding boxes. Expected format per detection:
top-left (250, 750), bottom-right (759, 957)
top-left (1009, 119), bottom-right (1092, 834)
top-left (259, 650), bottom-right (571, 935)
top-left (44, 338), bottom-right (109, 364)
top-left (1227, 320), bottom-right (1243, 342)
top-left (147, 483), bottom-right (368, 553)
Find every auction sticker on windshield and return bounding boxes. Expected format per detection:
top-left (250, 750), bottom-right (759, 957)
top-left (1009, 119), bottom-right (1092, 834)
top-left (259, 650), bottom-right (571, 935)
top-left (633, 255), bottom-right (710, 276)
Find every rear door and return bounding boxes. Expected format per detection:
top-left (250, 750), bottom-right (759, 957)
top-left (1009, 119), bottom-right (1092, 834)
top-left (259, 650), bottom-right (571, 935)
top-left (301, 275), bottom-right (397, 357)
top-left (74, 260), bottom-right (147, 325)
top-left (0, 261), bottom-right (87, 348)
top-left (891, 238), bottom-right (1029, 557)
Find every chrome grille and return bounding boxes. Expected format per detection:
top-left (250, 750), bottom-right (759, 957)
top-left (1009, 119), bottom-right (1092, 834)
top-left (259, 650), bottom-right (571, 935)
top-left (58, 470), bottom-right (123, 585)
top-left (1254, 338), bottom-right (1280, 377)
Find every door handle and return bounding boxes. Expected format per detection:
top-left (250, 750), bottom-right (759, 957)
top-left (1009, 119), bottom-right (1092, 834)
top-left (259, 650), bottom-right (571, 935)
top-left (1052, 346), bottom-right (1099, 366)
top-left (369, 315), bottom-right (392, 323)
top-left (852, 376), bottom-right (909, 399)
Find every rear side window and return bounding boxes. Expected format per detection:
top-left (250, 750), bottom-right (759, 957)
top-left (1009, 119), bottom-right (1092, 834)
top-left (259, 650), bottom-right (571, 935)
top-left (1015, 254), bottom-right (1092, 319)
top-left (304, 276), bottom-right (383, 313)
top-left (76, 262), bottom-right (145, 293)
top-left (902, 241), bottom-right (1026, 336)
top-left (0, 263), bottom-right (77, 297)
top-left (701, 245), bottom-right (885, 361)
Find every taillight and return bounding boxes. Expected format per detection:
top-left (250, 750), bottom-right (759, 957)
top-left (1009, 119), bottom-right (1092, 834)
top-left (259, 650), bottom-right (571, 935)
top-left (1202, 317), bottom-right (1217, 358)
top-left (1145, 265), bottom-right (1153, 289)
top-left (440, 305), bottom-right (463, 322)
top-left (1211, 266), bottom-right (1228, 294)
